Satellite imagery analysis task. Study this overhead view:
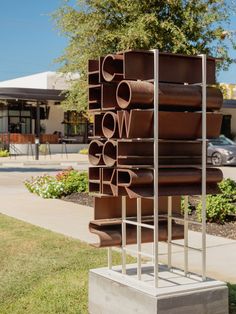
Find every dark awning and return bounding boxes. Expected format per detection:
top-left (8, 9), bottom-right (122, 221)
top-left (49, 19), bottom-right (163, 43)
top-left (0, 87), bottom-right (65, 102)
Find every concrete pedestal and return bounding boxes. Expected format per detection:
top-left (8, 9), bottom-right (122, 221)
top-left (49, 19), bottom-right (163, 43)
top-left (89, 264), bottom-right (228, 314)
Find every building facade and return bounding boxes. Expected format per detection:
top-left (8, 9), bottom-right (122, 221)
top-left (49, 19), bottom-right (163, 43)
top-left (220, 83), bottom-right (236, 140)
top-left (0, 72), bottom-right (89, 151)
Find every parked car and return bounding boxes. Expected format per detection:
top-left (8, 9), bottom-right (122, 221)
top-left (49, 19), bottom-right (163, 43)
top-left (208, 135), bottom-right (236, 166)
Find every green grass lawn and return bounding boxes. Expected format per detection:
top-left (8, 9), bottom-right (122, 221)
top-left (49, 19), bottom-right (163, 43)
top-left (0, 214), bottom-right (133, 314)
top-left (0, 213), bottom-right (235, 314)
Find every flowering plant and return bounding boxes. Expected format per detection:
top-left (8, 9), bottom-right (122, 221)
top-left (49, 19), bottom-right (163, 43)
top-left (25, 175), bottom-right (65, 199)
top-left (25, 168), bottom-right (88, 199)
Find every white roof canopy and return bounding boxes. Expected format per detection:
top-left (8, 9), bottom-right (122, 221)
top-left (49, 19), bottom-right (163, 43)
top-left (0, 72), bottom-right (79, 90)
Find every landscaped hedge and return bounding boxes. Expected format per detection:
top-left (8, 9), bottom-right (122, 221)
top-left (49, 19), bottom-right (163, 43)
top-left (197, 178), bottom-right (236, 223)
top-left (25, 168), bottom-right (88, 199)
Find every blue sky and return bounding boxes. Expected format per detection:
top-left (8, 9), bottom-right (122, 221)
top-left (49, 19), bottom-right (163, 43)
top-left (0, 0), bottom-right (68, 81)
top-left (219, 14), bottom-right (236, 83)
top-left (0, 1), bottom-right (235, 83)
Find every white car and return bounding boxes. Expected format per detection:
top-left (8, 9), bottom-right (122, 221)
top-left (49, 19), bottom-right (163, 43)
top-left (208, 135), bottom-right (236, 166)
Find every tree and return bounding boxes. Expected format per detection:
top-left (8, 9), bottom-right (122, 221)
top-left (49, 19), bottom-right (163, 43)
top-left (53, 0), bottom-right (236, 112)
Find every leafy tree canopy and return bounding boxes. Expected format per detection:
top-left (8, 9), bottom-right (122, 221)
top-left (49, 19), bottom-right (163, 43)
top-left (53, 0), bottom-right (236, 112)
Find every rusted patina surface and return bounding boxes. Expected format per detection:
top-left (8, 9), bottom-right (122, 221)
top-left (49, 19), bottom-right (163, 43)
top-left (89, 219), bottom-right (184, 248)
top-left (87, 50), bottom-right (223, 248)
top-left (91, 111), bottom-right (222, 140)
top-left (101, 50), bottom-right (216, 83)
top-left (116, 80), bottom-right (223, 110)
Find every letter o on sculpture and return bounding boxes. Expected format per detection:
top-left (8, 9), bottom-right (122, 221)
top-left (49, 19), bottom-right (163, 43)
top-left (102, 112), bottom-right (118, 139)
top-left (116, 81), bottom-right (132, 109)
top-left (116, 80), bottom-right (154, 109)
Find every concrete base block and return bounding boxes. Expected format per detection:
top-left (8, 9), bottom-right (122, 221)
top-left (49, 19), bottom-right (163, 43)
top-left (89, 265), bottom-right (228, 314)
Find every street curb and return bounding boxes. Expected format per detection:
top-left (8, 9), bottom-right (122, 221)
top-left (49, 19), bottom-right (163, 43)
top-left (0, 161), bottom-right (89, 167)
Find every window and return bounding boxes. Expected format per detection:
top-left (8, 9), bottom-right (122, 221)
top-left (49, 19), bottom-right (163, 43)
top-left (8, 104), bottom-right (32, 134)
top-left (0, 117), bottom-right (8, 133)
top-left (64, 111), bottom-right (87, 137)
top-left (0, 109), bottom-right (8, 133)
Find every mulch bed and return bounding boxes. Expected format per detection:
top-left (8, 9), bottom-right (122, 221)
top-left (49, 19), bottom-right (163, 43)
top-left (61, 192), bottom-right (94, 207)
top-left (188, 196), bottom-right (236, 240)
top-left (189, 219), bottom-right (236, 240)
top-left (62, 192), bottom-right (236, 240)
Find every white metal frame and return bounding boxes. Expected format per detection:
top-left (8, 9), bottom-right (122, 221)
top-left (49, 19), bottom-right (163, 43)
top-left (107, 50), bottom-right (207, 287)
top-left (153, 49), bottom-right (160, 287)
top-left (201, 54), bottom-right (207, 280)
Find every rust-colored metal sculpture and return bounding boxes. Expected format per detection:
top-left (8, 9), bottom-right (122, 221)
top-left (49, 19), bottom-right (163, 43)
top-left (88, 140), bottom-right (105, 165)
top-left (117, 140), bottom-right (202, 167)
top-left (89, 83), bottom-right (119, 111)
top-left (116, 80), bottom-right (154, 109)
top-left (117, 167), bottom-right (222, 198)
top-left (98, 110), bottom-right (222, 139)
top-left (89, 139), bottom-right (205, 168)
top-left (89, 84), bottom-right (101, 111)
top-left (101, 168), bottom-right (117, 196)
top-left (127, 110), bottom-right (222, 139)
top-left (116, 80), bottom-right (223, 110)
top-left (88, 49), bottom-right (223, 248)
top-left (101, 84), bottom-right (118, 110)
top-left (101, 50), bottom-right (216, 83)
top-left (88, 164), bottom-right (222, 198)
top-left (102, 54), bottom-right (124, 82)
top-left (102, 111), bottom-right (119, 139)
top-left (89, 219), bottom-right (184, 248)
top-left (89, 167), bottom-right (101, 193)
top-left (93, 113), bottom-right (104, 137)
top-left (103, 140), bottom-right (117, 167)
top-left (93, 196), bottom-right (182, 219)
top-left (88, 59), bottom-right (99, 85)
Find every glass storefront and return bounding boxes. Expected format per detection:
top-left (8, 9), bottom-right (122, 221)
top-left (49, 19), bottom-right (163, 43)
top-left (0, 102), bottom-right (32, 134)
top-left (8, 107), bottom-right (31, 133)
top-left (0, 109), bottom-right (8, 133)
top-left (0, 103), bottom-right (88, 143)
top-left (63, 111), bottom-right (88, 141)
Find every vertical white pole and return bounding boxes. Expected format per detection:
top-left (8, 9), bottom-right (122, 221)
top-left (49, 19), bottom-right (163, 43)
top-left (108, 248), bottom-right (112, 270)
top-left (184, 195), bottom-right (189, 275)
top-left (167, 196), bottom-right (172, 270)
top-left (122, 196), bottom-right (127, 274)
top-left (137, 198), bottom-right (142, 280)
top-left (153, 49), bottom-right (159, 288)
top-left (201, 54), bottom-right (207, 281)
top-left (152, 242), bottom-right (155, 264)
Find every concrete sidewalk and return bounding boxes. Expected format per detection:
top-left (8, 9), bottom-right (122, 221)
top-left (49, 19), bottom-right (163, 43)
top-left (0, 153), bottom-right (89, 168)
top-left (0, 172), bottom-right (95, 243)
top-left (0, 171), bottom-right (235, 283)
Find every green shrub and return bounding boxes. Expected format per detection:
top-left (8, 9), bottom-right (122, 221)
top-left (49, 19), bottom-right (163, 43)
top-left (0, 149), bottom-right (9, 157)
top-left (25, 168), bottom-right (88, 199)
top-left (196, 178), bottom-right (236, 223)
top-left (228, 283), bottom-right (236, 314)
top-left (219, 178), bottom-right (236, 197)
top-left (181, 196), bottom-right (193, 215)
top-left (56, 169), bottom-right (88, 194)
top-left (79, 148), bottom-right (88, 154)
